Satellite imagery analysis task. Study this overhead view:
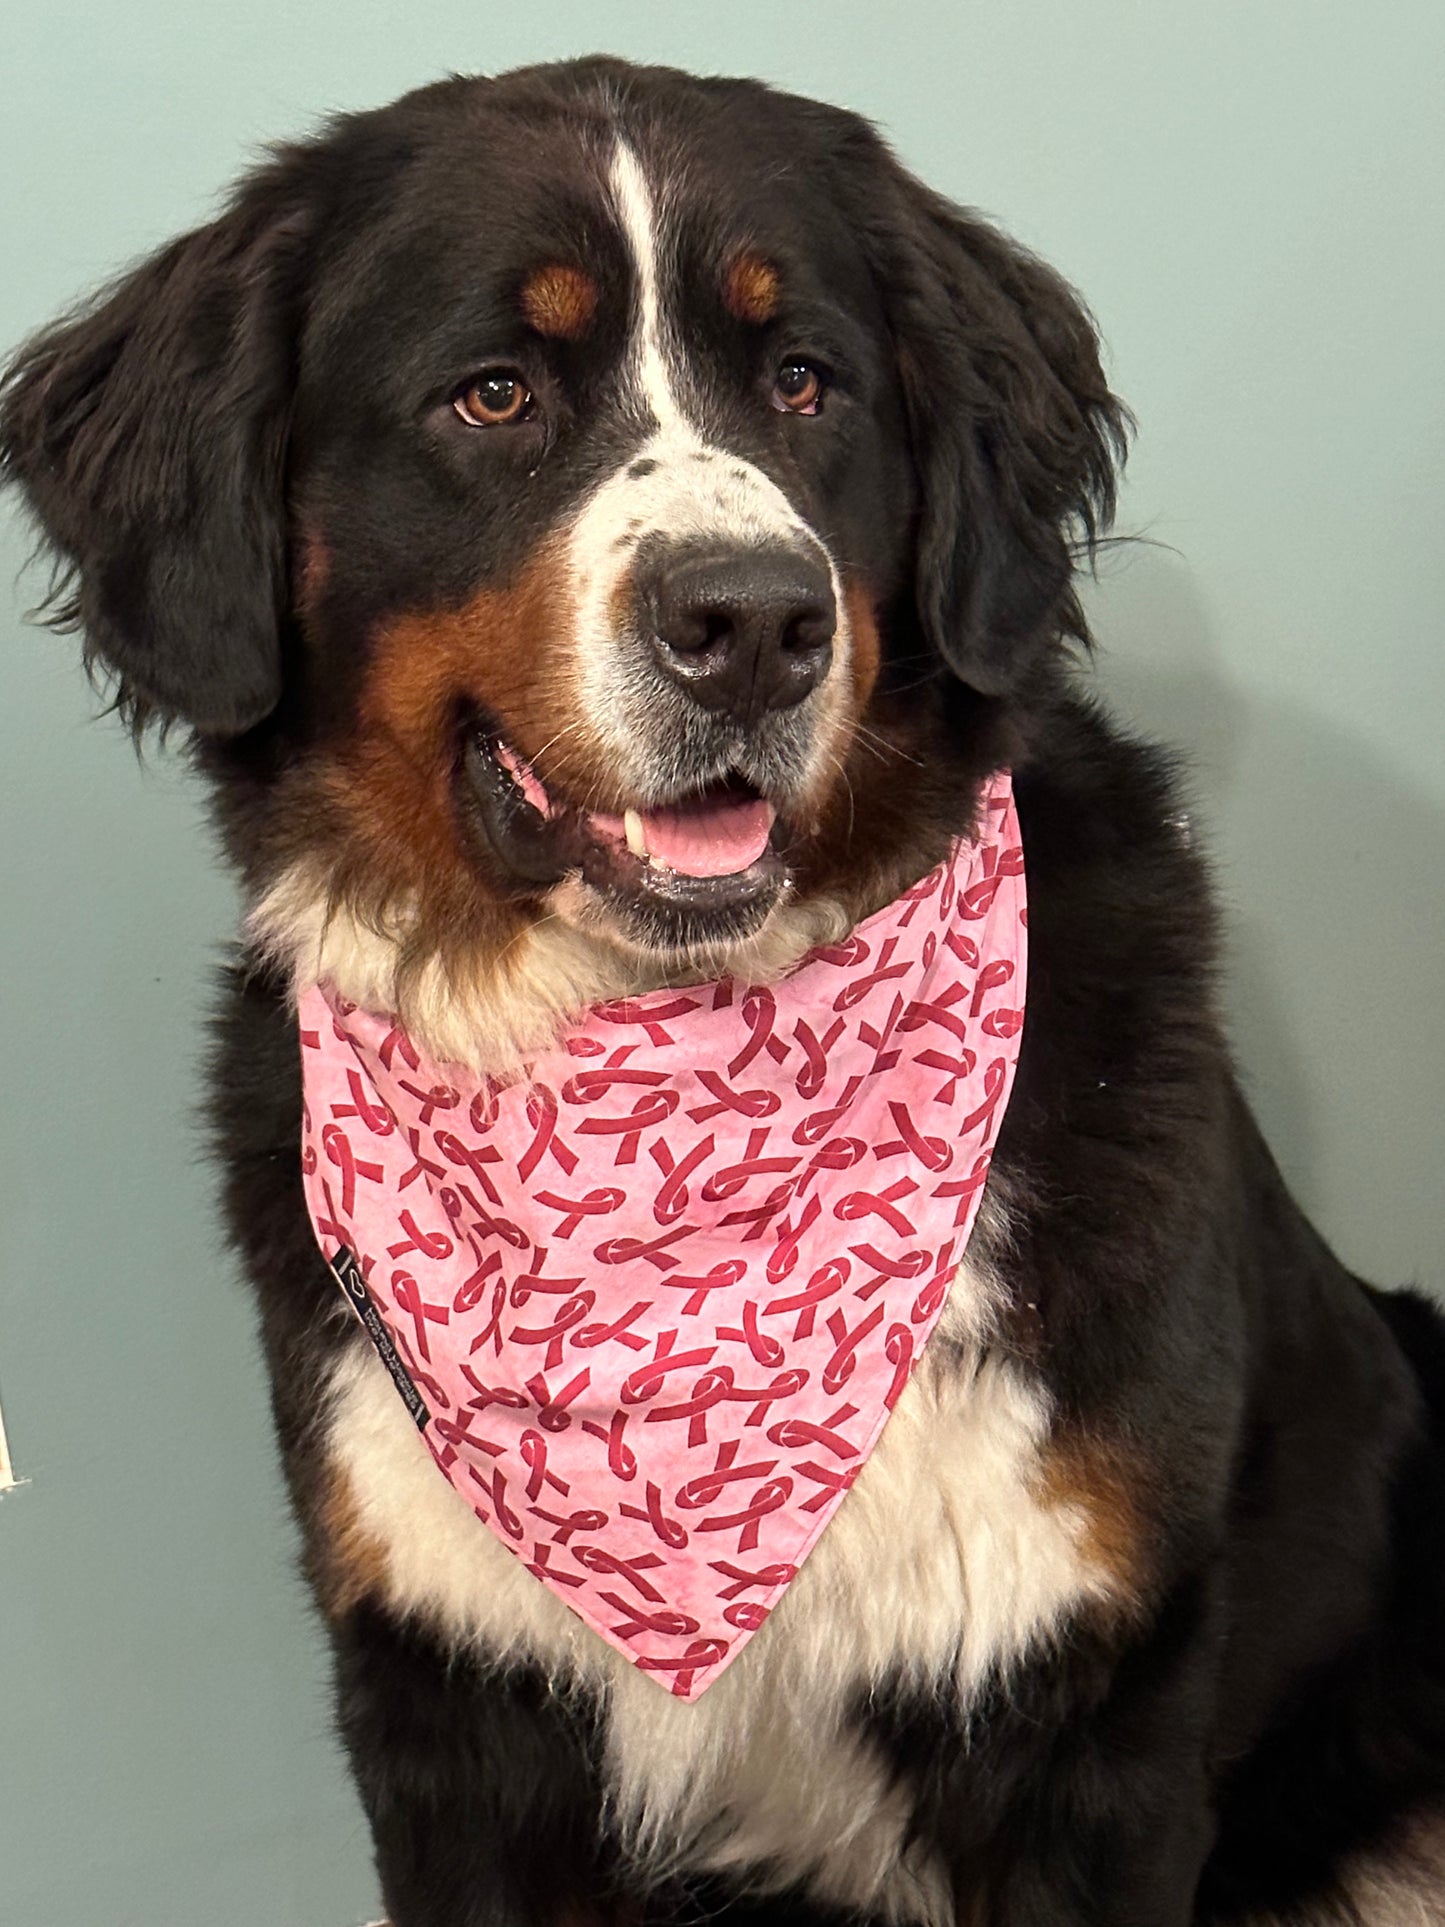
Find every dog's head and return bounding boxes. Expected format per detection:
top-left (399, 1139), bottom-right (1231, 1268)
top-left (1, 60), bottom-right (1124, 1065)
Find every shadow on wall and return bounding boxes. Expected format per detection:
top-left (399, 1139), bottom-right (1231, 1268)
top-left (1083, 549), bottom-right (1445, 1296)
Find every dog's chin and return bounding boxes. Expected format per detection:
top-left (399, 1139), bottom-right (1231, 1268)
top-left (457, 722), bottom-right (800, 962)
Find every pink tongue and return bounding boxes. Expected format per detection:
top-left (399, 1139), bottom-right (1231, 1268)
top-left (643, 795), bottom-right (775, 877)
top-left (647, 793), bottom-right (782, 878)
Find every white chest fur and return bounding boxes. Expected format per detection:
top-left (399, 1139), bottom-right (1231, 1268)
top-left (325, 1268), bottom-right (1118, 1925)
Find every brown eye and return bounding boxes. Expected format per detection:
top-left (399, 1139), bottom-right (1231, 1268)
top-left (453, 370), bottom-right (534, 427)
top-left (772, 359), bottom-right (827, 415)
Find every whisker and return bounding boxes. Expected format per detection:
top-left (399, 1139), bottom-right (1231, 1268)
top-left (850, 722), bottom-right (925, 770)
top-left (819, 745), bottom-right (856, 845)
top-left (847, 732), bottom-right (890, 766)
top-left (492, 908), bottom-right (563, 971)
top-left (527, 718), bottom-right (586, 766)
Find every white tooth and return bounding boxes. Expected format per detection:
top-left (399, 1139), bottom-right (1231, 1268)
top-left (624, 808), bottom-right (648, 858)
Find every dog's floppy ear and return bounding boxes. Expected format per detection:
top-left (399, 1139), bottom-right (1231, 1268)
top-left (850, 145), bottom-right (1129, 695)
top-left (0, 159), bottom-right (314, 736)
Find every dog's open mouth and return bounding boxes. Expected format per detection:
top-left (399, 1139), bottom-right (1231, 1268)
top-left (460, 722), bottom-right (790, 941)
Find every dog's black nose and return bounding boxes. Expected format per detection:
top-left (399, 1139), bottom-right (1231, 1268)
top-left (648, 546), bottom-right (836, 723)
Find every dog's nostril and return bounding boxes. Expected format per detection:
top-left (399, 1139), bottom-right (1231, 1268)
top-left (661, 608), bottom-right (735, 657)
top-left (783, 606), bottom-right (834, 655)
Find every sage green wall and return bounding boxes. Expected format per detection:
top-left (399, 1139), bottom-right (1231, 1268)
top-left (2, 5), bottom-right (1441, 1923)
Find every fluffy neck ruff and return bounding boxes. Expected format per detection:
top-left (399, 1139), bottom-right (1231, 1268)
top-left (248, 863), bottom-right (859, 1078)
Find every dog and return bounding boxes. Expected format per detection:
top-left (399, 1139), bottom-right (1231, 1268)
top-left (5, 55), bottom-right (1444, 1927)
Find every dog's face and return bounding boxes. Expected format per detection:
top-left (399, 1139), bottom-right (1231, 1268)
top-left (1, 59), bottom-right (1124, 1057)
top-left (288, 100), bottom-right (915, 959)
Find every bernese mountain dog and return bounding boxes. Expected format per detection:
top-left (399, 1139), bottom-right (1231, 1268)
top-left (4, 54), bottom-right (1444, 1927)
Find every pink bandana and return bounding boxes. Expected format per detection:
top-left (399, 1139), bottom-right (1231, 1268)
top-left (298, 775), bottom-right (1026, 1697)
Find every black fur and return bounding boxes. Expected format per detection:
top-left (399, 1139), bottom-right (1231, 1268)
top-left (849, 157), bottom-right (1127, 697)
top-left (6, 57), bottom-right (1443, 1927)
top-left (0, 166), bottom-right (310, 735)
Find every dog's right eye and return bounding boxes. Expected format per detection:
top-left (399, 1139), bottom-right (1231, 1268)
top-left (453, 371), bottom-right (535, 427)
top-left (772, 359), bottom-right (828, 416)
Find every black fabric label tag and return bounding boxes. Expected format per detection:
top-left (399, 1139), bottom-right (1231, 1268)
top-left (328, 1246), bottom-right (430, 1431)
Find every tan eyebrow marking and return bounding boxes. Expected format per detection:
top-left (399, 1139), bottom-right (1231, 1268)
top-left (520, 263), bottom-right (600, 340)
top-left (724, 250), bottom-right (781, 325)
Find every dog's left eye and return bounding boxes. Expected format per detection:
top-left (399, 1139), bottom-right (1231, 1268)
top-left (772, 360), bottom-right (827, 416)
top-left (453, 370), bottom-right (535, 427)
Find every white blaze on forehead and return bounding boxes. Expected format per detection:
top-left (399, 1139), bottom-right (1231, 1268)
top-left (561, 140), bottom-right (850, 797)
top-left (608, 141), bottom-right (685, 431)
top-left (603, 135), bottom-right (807, 519)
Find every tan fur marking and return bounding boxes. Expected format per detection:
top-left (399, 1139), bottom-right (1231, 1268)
top-left (842, 576), bottom-right (882, 713)
top-left (266, 542), bottom-right (599, 1054)
top-left (296, 526), bottom-right (330, 614)
top-left (357, 542), bottom-right (576, 768)
top-left (1037, 1426), bottom-right (1149, 1609)
top-left (324, 540), bottom-right (580, 896)
top-left (317, 1463), bottom-right (391, 1617)
top-left (724, 250), bottom-right (781, 325)
top-left (773, 576), bottom-right (896, 903)
top-left (521, 263), bottom-right (599, 340)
